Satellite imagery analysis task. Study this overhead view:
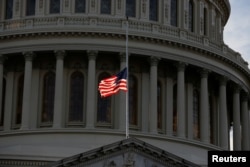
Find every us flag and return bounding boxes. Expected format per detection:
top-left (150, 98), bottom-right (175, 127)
top-left (98, 68), bottom-right (128, 97)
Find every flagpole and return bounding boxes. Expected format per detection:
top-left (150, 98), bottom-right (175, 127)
top-left (125, 17), bottom-right (129, 139)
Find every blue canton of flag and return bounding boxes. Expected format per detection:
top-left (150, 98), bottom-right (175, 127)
top-left (98, 68), bottom-right (127, 97)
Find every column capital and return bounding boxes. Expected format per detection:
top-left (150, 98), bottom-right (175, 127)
top-left (241, 91), bottom-right (249, 102)
top-left (233, 84), bottom-right (241, 94)
top-left (23, 51), bottom-right (35, 61)
top-left (200, 69), bottom-right (210, 78)
top-left (87, 50), bottom-right (98, 60)
top-left (176, 62), bottom-right (187, 72)
top-left (219, 76), bottom-right (228, 86)
top-left (119, 52), bottom-right (127, 62)
top-left (0, 55), bottom-right (7, 64)
top-left (149, 56), bottom-right (160, 66)
top-left (54, 50), bottom-right (66, 60)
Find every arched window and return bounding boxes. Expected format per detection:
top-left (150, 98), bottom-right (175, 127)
top-left (129, 75), bottom-right (138, 126)
top-left (97, 72), bottom-right (112, 124)
top-left (41, 72), bottom-right (55, 123)
top-left (149, 0), bottom-right (158, 21)
top-left (69, 71), bottom-right (84, 123)
top-left (170, 0), bottom-right (177, 26)
top-left (101, 0), bottom-right (111, 14)
top-left (5, 0), bottom-right (13, 19)
top-left (157, 81), bottom-right (162, 129)
top-left (26, 0), bottom-right (36, 16)
top-left (173, 84), bottom-right (177, 134)
top-left (126, 0), bottom-right (136, 17)
top-left (16, 75), bottom-right (24, 125)
top-left (75, 0), bottom-right (86, 13)
top-left (50, 0), bottom-right (60, 14)
top-left (0, 78), bottom-right (6, 126)
top-left (188, 0), bottom-right (194, 32)
top-left (193, 89), bottom-right (200, 139)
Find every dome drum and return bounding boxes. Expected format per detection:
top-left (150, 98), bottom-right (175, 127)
top-left (0, 0), bottom-right (249, 166)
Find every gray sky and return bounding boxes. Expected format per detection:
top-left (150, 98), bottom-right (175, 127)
top-left (224, 0), bottom-right (250, 66)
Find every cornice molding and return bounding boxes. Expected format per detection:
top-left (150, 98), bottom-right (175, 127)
top-left (0, 31), bottom-right (248, 76)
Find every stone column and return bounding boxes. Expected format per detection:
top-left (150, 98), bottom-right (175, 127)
top-left (241, 93), bottom-right (249, 150)
top-left (20, 52), bottom-right (34, 130)
top-left (119, 52), bottom-right (126, 131)
top-left (0, 55), bottom-right (4, 126)
top-left (4, 72), bottom-right (14, 131)
top-left (233, 86), bottom-right (241, 150)
top-left (177, 62), bottom-right (186, 138)
top-left (0, 0), bottom-right (4, 20)
top-left (200, 69), bottom-right (209, 143)
top-left (149, 57), bottom-right (159, 134)
top-left (86, 51), bottom-right (97, 129)
top-left (53, 50), bottom-right (65, 128)
top-left (219, 77), bottom-right (229, 150)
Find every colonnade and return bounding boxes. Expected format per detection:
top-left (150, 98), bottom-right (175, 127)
top-left (0, 50), bottom-right (249, 151)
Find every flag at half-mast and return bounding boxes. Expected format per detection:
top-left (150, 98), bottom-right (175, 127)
top-left (98, 67), bottom-right (127, 97)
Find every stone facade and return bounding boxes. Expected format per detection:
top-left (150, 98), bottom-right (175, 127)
top-left (0, 0), bottom-right (249, 166)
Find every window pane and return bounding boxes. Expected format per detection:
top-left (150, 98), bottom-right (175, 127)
top-left (193, 89), bottom-right (200, 139)
top-left (173, 84), bottom-right (177, 133)
top-left (69, 72), bottom-right (84, 122)
top-left (170, 0), bottom-right (177, 26)
top-left (5, 0), bottom-right (13, 19)
top-left (26, 0), bottom-right (36, 16)
top-left (75, 0), bottom-right (86, 13)
top-left (42, 72), bottom-right (55, 123)
top-left (129, 75), bottom-right (137, 125)
top-left (204, 8), bottom-right (207, 35)
top-left (16, 75), bottom-right (24, 125)
top-left (157, 82), bottom-right (162, 129)
top-left (126, 0), bottom-right (136, 17)
top-left (150, 0), bottom-right (158, 21)
top-left (101, 0), bottom-right (111, 14)
top-left (97, 73), bottom-right (112, 124)
top-left (50, 0), bottom-right (60, 14)
top-left (189, 0), bottom-right (194, 32)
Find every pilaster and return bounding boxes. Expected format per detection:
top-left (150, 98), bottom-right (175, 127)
top-left (13, 0), bottom-right (22, 19)
top-left (115, 0), bottom-right (124, 16)
top-left (186, 82), bottom-right (193, 139)
top-left (63, 0), bottom-right (71, 14)
top-left (166, 76), bottom-right (173, 136)
top-left (36, 0), bottom-right (45, 16)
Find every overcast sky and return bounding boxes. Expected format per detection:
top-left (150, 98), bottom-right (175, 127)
top-left (224, 0), bottom-right (250, 66)
top-left (223, 0), bottom-right (250, 150)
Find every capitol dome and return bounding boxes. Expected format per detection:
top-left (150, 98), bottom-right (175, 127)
top-left (0, 0), bottom-right (249, 166)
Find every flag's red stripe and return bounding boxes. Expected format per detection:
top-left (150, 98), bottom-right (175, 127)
top-left (98, 69), bottom-right (127, 97)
